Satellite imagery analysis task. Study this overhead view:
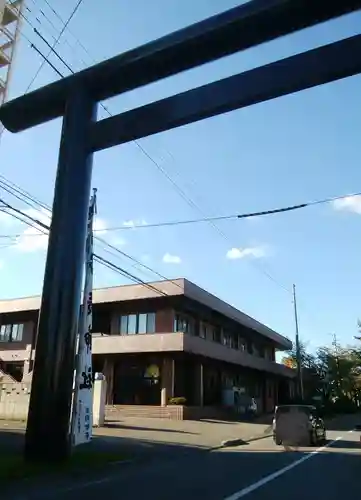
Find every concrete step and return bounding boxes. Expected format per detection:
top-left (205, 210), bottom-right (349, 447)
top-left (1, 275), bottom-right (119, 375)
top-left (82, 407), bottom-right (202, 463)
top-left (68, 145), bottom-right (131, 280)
top-left (106, 405), bottom-right (183, 420)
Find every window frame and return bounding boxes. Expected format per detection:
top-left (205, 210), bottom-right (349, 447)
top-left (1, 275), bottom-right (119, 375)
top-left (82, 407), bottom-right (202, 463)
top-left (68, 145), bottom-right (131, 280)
top-left (212, 326), bottom-right (222, 343)
top-left (0, 323), bottom-right (24, 343)
top-left (119, 312), bottom-right (156, 335)
top-left (200, 323), bottom-right (207, 339)
top-left (173, 312), bottom-right (195, 335)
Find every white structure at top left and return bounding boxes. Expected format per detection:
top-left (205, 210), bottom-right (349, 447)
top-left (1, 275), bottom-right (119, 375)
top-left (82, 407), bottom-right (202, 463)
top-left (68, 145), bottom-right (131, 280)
top-left (0, 0), bottom-right (23, 106)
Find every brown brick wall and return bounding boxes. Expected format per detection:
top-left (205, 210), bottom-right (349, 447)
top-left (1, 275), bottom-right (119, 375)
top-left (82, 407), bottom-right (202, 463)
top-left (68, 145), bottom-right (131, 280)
top-left (265, 379), bottom-right (276, 413)
top-left (155, 309), bottom-right (174, 332)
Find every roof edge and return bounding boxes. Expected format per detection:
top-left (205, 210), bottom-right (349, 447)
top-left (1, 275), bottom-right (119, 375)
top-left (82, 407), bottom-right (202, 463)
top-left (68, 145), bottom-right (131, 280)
top-left (183, 279), bottom-right (291, 349)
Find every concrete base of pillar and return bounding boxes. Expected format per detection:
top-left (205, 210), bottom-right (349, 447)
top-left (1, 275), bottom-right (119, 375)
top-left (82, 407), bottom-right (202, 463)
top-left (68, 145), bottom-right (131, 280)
top-left (93, 378), bottom-right (107, 427)
top-left (161, 387), bottom-right (167, 407)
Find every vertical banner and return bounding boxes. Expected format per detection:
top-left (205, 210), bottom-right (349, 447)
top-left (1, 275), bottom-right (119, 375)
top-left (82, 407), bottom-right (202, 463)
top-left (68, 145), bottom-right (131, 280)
top-left (71, 188), bottom-right (97, 446)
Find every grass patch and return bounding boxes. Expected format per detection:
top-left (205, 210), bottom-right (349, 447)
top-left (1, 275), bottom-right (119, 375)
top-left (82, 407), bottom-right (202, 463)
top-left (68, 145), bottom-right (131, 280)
top-left (0, 449), bottom-right (129, 484)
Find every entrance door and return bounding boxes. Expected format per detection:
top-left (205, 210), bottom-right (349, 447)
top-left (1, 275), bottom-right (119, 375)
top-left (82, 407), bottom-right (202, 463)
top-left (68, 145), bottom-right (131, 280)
top-left (113, 361), bottom-right (161, 405)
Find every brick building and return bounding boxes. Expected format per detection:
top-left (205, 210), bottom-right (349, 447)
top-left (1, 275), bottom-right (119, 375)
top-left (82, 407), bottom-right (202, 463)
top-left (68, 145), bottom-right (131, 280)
top-left (0, 278), bottom-right (295, 417)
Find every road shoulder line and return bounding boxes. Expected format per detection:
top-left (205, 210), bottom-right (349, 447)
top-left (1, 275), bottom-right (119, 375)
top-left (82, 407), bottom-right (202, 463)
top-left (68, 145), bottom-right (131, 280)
top-left (223, 436), bottom-right (343, 500)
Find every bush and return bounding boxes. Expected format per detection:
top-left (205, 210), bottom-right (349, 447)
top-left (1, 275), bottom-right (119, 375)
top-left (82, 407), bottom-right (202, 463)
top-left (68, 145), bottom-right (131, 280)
top-left (168, 397), bottom-right (187, 405)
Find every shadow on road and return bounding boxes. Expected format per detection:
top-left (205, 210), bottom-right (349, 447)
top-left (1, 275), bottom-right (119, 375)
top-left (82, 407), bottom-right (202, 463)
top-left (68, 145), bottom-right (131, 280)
top-left (104, 420), bottom-right (198, 434)
top-left (330, 438), bottom-right (361, 450)
top-left (325, 413), bottom-right (361, 431)
top-left (2, 430), bottom-right (361, 500)
top-left (0, 426), bottom-right (209, 498)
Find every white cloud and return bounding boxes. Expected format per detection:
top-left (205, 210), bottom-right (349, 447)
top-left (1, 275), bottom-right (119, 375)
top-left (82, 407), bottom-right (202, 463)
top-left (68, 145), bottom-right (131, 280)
top-left (332, 195), bottom-right (361, 215)
top-left (93, 217), bottom-right (108, 234)
top-left (14, 208), bottom-right (51, 253)
top-left (14, 209), bottom-right (110, 253)
top-left (162, 253), bottom-right (182, 264)
top-left (0, 211), bottom-right (14, 227)
top-left (106, 235), bottom-right (126, 246)
top-left (226, 246), bottom-right (266, 260)
top-left (123, 219), bottom-right (147, 228)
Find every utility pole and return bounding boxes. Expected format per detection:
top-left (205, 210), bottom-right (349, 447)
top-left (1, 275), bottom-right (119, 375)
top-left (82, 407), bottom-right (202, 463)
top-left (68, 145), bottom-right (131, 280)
top-left (293, 284), bottom-right (304, 401)
top-left (332, 333), bottom-right (341, 393)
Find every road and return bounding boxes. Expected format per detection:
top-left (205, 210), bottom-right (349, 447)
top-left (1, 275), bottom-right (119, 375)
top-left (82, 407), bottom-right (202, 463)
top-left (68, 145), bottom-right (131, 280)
top-left (7, 415), bottom-right (361, 500)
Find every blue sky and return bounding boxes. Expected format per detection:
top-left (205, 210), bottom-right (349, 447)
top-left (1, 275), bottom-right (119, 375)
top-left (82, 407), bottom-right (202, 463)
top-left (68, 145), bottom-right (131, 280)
top-left (1, 0), bottom-right (361, 352)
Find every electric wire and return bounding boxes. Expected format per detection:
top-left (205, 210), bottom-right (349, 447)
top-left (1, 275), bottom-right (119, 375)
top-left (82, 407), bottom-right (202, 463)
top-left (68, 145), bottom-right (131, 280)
top-left (24, 0), bottom-right (85, 93)
top-left (0, 179), bottom-right (179, 296)
top-left (5, 1), bottom-right (337, 297)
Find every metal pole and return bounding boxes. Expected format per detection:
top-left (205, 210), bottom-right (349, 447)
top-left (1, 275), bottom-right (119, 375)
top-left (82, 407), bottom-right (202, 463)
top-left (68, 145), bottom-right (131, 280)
top-left (293, 284), bottom-right (303, 401)
top-left (25, 86), bottom-right (96, 463)
top-left (332, 333), bottom-right (341, 393)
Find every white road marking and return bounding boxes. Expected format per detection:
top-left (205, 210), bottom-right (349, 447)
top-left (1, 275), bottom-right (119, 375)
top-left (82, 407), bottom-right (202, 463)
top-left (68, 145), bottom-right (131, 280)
top-left (223, 436), bottom-right (343, 500)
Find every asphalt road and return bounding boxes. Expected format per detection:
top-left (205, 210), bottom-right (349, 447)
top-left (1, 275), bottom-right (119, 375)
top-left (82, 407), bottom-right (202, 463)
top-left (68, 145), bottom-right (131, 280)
top-left (8, 415), bottom-right (361, 500)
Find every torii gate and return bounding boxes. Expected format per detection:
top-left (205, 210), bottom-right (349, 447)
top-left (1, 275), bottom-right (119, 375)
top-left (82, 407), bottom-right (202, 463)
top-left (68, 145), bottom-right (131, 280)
top-left (1, 0), bottom-right (361, 462)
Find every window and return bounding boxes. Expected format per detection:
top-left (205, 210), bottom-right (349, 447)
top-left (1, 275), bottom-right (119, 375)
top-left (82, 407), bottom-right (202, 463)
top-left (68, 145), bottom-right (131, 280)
top-left (127, 314), bottom-right (137, 335)
top-left (223, 330), bottom-right (232, 348)
top-left (253, 344), bottom-right (260, 357)
top-left (138, 314), bottom-right (147, 334)
top-left (119, 313), bottom-right (155, 335)
top-left (0, 323), bottom-right (24, 342)
top-left (173, 313), bottom-right (195, 335)
top-left (12, 324), bottom-right (24, 341)
top-left (200, 324), bottom-right (207, 339)
top-left (212, 327), bottom-right (222, 343)
top-left (138, 313), bottom-right (155, 334)
top-left (200, 323), bottom-right (215, 340)
top-left (0, 325), bottom-right (11, 342)
top-left (239, 338), bottom-right (246, 352)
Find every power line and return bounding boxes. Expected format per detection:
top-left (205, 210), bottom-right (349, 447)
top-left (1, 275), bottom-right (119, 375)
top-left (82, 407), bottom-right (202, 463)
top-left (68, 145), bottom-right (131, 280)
top-left (18, 9), bottom-right (73, 76)
top-left (0, 197), bottom-right (48, 232)
top-left (12, 7), bottom-right (291, 295)
top-left (0, 177), bottom-right (50, 212)
top-left (93, 255), bottom-right (168, 297)
top-left (24, 2), bottom-right (90, 68)
top-left (2, 189), bottom-right (359, 239)
top-left (95, 235), bottom-right (184, 293)
top-left (31, 0), bottom-right (95, 63)
top-left (0, 208), bottom-right (46, 233)
top-left (32, 26), bottom-right (73, 72)
top-left (0, 174), bottom-right (171, 277)
top-left (0, 193), bottom-right (170, 297)
top-left (71, 190), bottom-right (361, 230)
top-left (24, 0), bottom-right (85, 93)
top-left (0, 178), bottom-right (177, 297)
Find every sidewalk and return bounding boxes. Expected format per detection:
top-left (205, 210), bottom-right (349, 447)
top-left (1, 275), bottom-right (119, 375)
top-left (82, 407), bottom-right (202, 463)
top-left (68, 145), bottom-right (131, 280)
top-left (99, 416), bottom-right (272, 449)
top-left (0, 416), bottom-right (272, 454)
top-left (0, 416), bottom-right (273, 499)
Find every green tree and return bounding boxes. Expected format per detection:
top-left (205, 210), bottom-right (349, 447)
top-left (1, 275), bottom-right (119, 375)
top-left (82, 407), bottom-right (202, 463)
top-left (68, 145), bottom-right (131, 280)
top-left (316, 345), bottom-right (361, 408)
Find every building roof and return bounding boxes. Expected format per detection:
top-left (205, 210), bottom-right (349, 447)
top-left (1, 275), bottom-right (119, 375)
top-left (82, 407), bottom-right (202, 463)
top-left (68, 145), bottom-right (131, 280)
top-left (0, 278), bottom-right (291, 349)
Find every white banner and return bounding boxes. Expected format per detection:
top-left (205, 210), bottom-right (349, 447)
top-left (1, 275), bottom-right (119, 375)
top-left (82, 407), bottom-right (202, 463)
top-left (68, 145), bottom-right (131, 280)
top-left (71, 189), bottom-right (97, 446)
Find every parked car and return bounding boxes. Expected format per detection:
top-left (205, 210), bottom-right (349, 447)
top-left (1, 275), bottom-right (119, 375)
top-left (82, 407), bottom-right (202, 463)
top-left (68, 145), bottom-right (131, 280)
top-left (272, 404), bottom-right (326, 446)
